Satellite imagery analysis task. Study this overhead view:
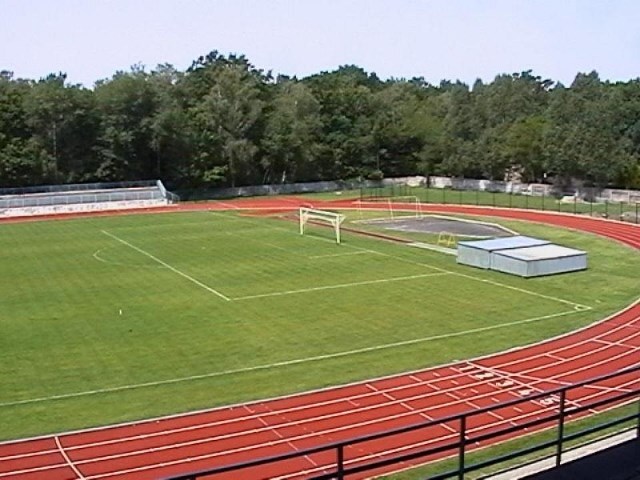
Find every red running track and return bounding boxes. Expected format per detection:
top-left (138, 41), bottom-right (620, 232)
top-left (0, 199), bottom-right (638, 480)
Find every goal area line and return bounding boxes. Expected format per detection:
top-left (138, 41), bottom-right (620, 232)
top-left (231, 272), bottom-right (451, 301)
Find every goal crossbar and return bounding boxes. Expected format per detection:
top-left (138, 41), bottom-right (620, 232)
top-left (299, 207), bottom-right (346, 244)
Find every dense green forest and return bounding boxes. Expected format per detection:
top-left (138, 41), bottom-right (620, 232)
top-left (1, 51), bottom-right (639, 191)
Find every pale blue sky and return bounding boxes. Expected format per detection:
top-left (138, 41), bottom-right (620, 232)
top-left (1, 0), bottom-right (638, 87)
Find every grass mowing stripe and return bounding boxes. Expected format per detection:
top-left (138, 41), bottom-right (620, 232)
top-left (0, 308), bottom-right (579, 409)
top-left (101, 229), bottom-right (231, 301)
top-left (231, 272), bottom-right (451, 300)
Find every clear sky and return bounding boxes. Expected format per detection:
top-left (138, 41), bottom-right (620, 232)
top-left (1, 0), bottom-right (638, 88)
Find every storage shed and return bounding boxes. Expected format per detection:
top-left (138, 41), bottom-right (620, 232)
top-left (456, 236), bottom-right (551, 269)
top-left (490, 244), bottom-right (587, 278)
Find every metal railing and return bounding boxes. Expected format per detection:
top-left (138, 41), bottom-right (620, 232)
top-left (0, 180), bottom-right (179, 209)
top-left (162, 364), bottom-right (639, 480)
top-left (0, 179), bottom-right (159, 196)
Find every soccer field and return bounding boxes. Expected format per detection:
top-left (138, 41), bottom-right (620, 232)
top-left (0, 209), bottom-right (638, 440)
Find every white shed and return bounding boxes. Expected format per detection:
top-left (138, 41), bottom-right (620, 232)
top-left (490, 244), bottom-right (588, 278)
top-left (457, 236), bottom-right (551, 269)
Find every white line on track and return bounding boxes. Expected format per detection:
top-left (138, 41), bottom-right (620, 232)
top-left (101, 230), bottom-right (231, 301)
top-left (3, 336), bottom-right (636, 478)
top-left (54, 436), bottom-right (86, 479)
top-left (231, 272), bottom-right (450, 300)
top-left (0, 309), bottom-right (580, 409)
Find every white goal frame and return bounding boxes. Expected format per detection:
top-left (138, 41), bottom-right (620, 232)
top-left (359, 195), bottom-right (422, 220)
top-left (299, 207), bottom-right (346, 244)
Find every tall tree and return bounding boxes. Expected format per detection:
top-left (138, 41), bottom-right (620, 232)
top-left (261, 80), bottom-right (322, 183)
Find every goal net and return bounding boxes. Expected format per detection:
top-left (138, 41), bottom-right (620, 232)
top-left (357, 195), bottom-right (423, 220)
top-left (299, 208), bottom-right (346, 244)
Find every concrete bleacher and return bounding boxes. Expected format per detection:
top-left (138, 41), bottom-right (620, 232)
top-left (0, 180), bottom-right (179, 218)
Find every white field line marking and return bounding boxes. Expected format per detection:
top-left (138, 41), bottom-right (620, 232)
top-left (308, 250), bottom-right (374, 259)
top-left (231, 272), bottom-right (450, 301)
top-left (0, 308), bottom-right (579, 409)
top-left (92, 248), bottom-right (165, 269)
top-left (54, 436), bottom-right (86, 480)
top-left (101, 230), bottom-right (230, 302)
top-left (345, 239), bottom-right (591, 310)
top-left (419, 213), bottom-right (520, 236)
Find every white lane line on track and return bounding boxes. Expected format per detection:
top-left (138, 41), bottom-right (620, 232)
top-left (4, 341), bottom-right (637, 477)
top-left (75, 377), bottom-right (640, 480)
top-left (101, 230), bottom-right (231, 301)
top-left (0, 309), bottom-right (579, 409)
top-left (232, 272), bottom-right (450, 300)
top-left (464, 363), bottom-right (587, 411)
top-left (55, 436), bottom-right (86, 480)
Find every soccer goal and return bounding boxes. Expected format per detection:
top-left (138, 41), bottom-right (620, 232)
top-left (299, 207), bottom-right (346, 244)
top-left (387, 195), bottom-right (423, 219)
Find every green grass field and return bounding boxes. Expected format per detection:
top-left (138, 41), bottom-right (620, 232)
top-left (0, 209), bottom-right (638, 440)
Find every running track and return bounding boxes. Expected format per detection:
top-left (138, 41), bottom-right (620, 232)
top-left (1, 199), bottom-right (638, 480)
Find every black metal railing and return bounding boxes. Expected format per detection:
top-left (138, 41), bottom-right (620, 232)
top-left (163, 364), bottom-right (640, 480)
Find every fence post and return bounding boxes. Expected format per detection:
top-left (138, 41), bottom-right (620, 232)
top-left (636, 397), bottom-right (640, 438)
top-left (556, 390), bottom-right (567, 467)
top-left (442, 188), bottom-right (446, 204)
top-left (337, 444), bottom-right (345, 480)
top-left (458, 415), bottom-right (467, 480)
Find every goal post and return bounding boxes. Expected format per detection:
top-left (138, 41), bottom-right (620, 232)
top-left (299, 207), bottom-right (346, 244)
top-left (388, 195), bottom-right (422, 219)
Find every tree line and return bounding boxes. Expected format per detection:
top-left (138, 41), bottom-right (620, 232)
top-left (1, 51), bottom-right (639, 192)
